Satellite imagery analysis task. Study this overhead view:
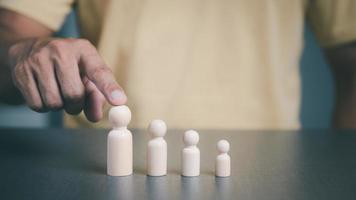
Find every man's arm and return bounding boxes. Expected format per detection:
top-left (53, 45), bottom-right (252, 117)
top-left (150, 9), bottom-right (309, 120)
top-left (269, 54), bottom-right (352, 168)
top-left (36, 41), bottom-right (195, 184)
top-left (0, 8), bottom-right (127, 122)
top-left (0, 8), bottom-right (52, 104)
top-left (325, 42), bottom-right (356, 128)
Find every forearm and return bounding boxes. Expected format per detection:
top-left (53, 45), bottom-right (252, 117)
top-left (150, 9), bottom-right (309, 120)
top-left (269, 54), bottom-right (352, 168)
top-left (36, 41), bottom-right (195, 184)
top-left (0, 8), bottom-right (52, 104)
top-left (0, 8), bottom-right (125, 120)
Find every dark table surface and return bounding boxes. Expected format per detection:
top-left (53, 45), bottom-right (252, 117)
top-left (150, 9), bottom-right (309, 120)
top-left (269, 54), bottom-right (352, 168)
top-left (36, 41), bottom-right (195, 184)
top-left (0, 129), bottom-right (356, 200)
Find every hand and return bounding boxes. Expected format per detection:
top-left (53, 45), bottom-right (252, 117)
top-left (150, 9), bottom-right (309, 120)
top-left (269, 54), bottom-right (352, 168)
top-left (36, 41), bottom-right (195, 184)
top-left (8, 38), bottom-right (127, 122)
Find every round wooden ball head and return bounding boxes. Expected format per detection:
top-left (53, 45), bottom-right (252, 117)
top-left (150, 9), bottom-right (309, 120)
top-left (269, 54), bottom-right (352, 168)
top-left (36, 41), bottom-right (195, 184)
top-left (183, 130), bottom-right (199, 146)
top-left (217, 140), bottom-right (230, 154)
top-left (109, 105), bottom-right (131, 128)
top-left (148, 119), bottom-right (167, 138)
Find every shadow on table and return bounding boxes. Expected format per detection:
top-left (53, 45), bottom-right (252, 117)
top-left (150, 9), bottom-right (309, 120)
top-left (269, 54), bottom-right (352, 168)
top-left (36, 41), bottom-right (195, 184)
top-left (107, 175), bottom-right (134, 199)
top-left (146, 176), bottom-right (169, 200)
top-left (0, 130), bottom-right (107, 175)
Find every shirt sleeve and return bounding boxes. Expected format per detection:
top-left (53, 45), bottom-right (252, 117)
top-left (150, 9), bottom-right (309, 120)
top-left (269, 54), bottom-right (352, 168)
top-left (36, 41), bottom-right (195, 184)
top-left (307, 0), bottom-right (356, 47)
top-left (0, 0), bottom-right (74, 31)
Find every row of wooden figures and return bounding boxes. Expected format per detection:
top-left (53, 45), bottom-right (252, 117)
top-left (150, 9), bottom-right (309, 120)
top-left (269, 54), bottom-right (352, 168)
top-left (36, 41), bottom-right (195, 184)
top-left (107, 105), bottom-right (231, 177)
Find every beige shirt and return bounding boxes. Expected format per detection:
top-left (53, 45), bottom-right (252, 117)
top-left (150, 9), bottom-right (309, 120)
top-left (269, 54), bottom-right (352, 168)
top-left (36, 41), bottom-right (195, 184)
top-left (1, 0), bottom-right (356, 129)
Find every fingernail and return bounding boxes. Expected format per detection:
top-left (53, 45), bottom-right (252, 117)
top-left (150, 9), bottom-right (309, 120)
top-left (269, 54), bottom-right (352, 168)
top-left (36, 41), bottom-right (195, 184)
top-left (111, 90), bottom-right (127, 102)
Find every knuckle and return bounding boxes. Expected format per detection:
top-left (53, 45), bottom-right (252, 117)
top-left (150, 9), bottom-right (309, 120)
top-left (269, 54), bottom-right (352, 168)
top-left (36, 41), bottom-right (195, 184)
top-left (63, 89), bottom-right (84, 103)
top-left (76, 38), bottom-right (93, 47)
top-left (12, 64), bottom-right (29, 87)
top-left (47, 40), bottom-right (69, 60)
top-left (92, 66), bottom-right (111, 78)
top-left (64, 105), bottom-right (83, 115)
top-left (12, 64), bottom-right (25, 77)
top-left (52, 59), bottom-right (70, 71)
top-left (44, 93), bottom-right (63, 109)
top-left (75, 39), bottom-right (97, 54)
top-left (102, 82), bottom-right (117, 93)
top-left (30, 51), bottom-right (48, 64)
top-left (46, 100), bottom-right (63, 110)
top-left (29, 102), bottom-right (43, 112)
top-left (48, 39), bottom-right (66, 49)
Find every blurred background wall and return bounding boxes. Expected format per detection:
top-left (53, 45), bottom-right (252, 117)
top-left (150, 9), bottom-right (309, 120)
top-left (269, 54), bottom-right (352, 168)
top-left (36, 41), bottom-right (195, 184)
top-left (0, 11), bottom-right (335, 129)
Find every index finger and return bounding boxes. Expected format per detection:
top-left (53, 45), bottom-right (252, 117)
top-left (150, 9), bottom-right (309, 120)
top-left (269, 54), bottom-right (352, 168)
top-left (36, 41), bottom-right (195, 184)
top-left (77, 41), bottom-right (127, 105)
